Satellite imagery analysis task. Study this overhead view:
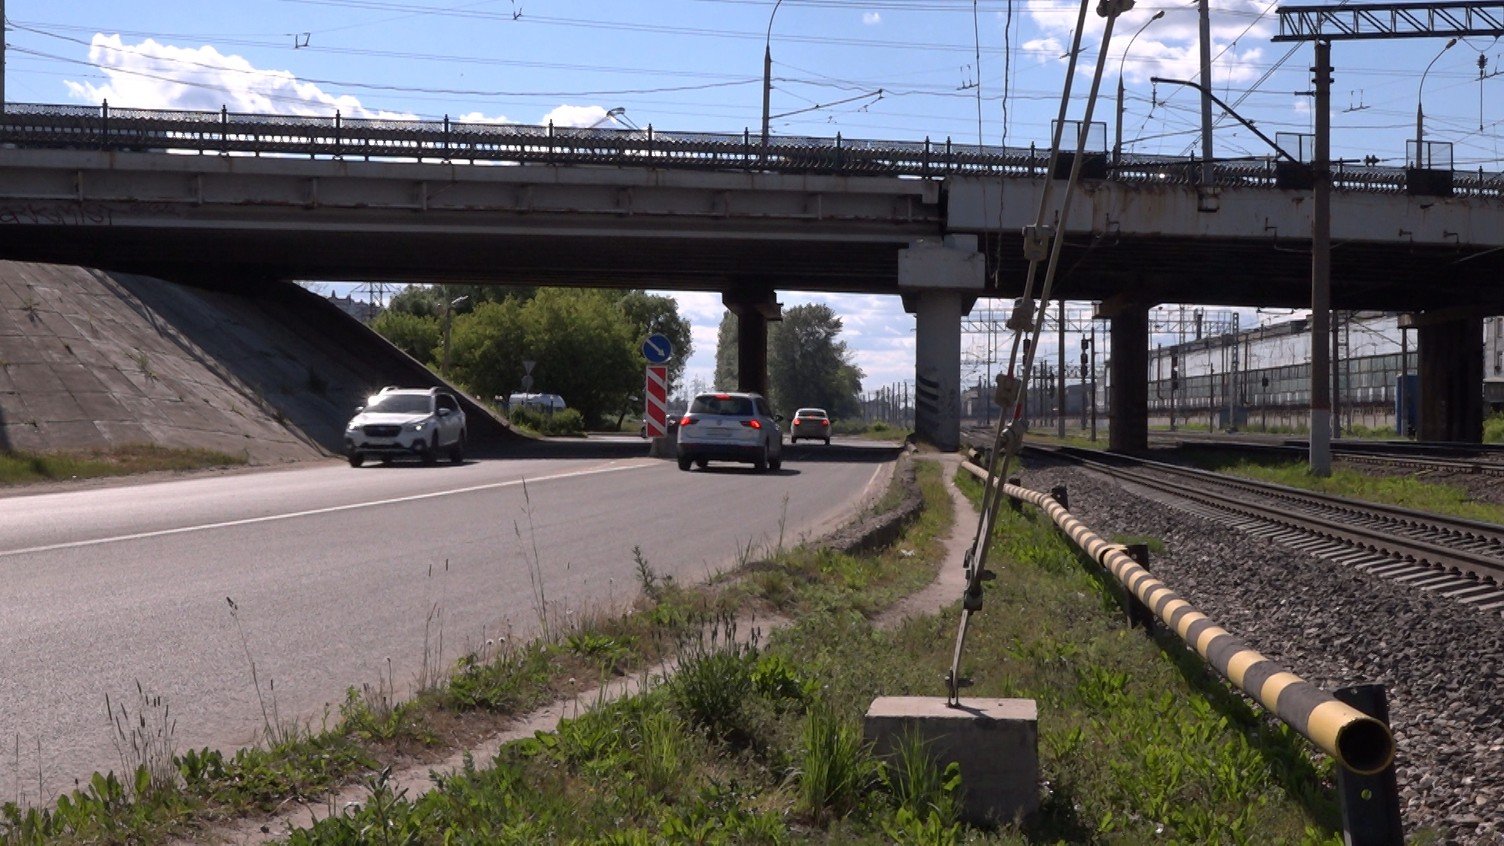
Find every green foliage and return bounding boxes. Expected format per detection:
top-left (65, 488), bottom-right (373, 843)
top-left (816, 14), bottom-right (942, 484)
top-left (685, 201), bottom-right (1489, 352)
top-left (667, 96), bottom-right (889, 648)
top-left (951, 469), bottom-right (1338, 842)
top-left (1177, 446), bottom-right (1504, 524)
top-left (796, 702), bottom-right (873, 824)
top-left (447, 289), bottom-right (660, 427)
top-left (1485, 412), bottom-right (1504, 443)
top-left (507, 405), bottom-right (584, 436)
top-left (715, 304), bottom-right (863, 418)
top-left (0, 445), bottom-right (246, 486)
top-left (368, 309), bottom-right (440, 364)
top-left (667, 643), bottom-right (762, 747)
top-left (766, 303), bottom-right (864, 419)
top-left (445, 642), bottom-right (559, 713)
top-left (616, 290), bottom-right (694, 390)
top-left (714, 311), bottom-right (739, 391)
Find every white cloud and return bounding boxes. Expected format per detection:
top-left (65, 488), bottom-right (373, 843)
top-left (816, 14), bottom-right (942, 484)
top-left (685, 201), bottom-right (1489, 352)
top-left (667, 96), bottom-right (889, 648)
top-left (542, 104), bottom-right (611, 128)
top-left (862, 12), bottom-right (882, 26)
top-left (63, 34), bottom-right (424, 119)
top-left (1023, 1), bottom-right (1275, 87)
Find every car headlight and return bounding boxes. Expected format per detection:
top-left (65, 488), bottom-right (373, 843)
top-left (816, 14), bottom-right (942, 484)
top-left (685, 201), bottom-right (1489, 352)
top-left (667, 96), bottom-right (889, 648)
top-left (408, 420), bottom-right (427, 432)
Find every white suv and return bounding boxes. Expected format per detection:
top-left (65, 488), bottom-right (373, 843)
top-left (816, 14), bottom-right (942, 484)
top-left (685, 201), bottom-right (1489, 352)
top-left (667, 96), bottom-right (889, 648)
top-left (344, 387), bottom-right (466, 467)
top-left (676, 391), bottom-right (782, 472)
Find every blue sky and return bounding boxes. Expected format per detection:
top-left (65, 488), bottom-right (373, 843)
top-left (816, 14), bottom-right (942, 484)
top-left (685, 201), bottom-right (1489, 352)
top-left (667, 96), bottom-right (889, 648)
top-left (8, 0), bottom-right (1502, 392)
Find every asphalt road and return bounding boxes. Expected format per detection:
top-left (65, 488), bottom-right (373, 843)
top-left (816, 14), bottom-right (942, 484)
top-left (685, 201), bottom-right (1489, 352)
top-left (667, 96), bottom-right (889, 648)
top-left (0, 436), bottom-right (899, 805)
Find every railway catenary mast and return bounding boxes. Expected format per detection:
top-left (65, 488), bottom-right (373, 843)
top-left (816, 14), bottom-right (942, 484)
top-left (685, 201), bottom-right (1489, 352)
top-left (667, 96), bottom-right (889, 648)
top-left (1272, 3), bottom-right (1504, 472)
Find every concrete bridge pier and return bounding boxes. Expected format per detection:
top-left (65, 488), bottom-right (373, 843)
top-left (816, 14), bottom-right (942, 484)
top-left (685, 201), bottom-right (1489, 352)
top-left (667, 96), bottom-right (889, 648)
top-left (1102, 298), bottom-right (1150, 452)
top-left (723, 287), bottom-right (782, 397)
top-left (899, 235), bottom-right (985, 452)
top-left (1412, 311), bottom-right (1483, 442)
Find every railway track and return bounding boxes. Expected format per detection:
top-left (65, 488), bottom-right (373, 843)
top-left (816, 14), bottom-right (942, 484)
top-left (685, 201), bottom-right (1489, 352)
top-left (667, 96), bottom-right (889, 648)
top-left (968, 434), bottom-right (1504, 613)
top-left (1145, 432), bottom-right (1504, 477)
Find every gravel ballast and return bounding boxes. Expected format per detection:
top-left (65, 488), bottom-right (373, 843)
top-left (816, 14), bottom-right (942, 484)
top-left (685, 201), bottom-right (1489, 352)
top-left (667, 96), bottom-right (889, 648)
top-left (1014, 462), bottom-right (1504, 844)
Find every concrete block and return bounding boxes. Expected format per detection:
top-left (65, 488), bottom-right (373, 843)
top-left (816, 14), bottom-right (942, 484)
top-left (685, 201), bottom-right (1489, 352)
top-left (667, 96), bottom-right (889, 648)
top-left (865, 696), bottom-right (1038, 826)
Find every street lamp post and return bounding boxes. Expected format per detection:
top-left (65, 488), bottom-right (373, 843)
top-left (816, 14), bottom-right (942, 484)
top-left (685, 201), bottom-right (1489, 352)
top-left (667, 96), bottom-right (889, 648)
top-left (1115, 10), bottom-right (1164, 164)
top-left (1415, 37), bottom-right (1459, 167)
top-left (442, 293), bottom-right (470, 378)
top-left (760, 0), bottom-right (785, 159)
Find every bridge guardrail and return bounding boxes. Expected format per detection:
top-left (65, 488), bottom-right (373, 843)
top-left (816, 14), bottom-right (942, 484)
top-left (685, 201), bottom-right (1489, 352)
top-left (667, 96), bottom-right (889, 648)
top-left (2, 102), bottom-right (1499, 197)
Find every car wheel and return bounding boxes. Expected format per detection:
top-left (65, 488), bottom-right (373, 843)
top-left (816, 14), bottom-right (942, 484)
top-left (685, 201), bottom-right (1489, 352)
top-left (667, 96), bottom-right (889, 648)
top-left (695, 459), bottom-right (708, 469)
top-left (754, 447), bottom-right (768, 472)
top-left (348, 452), bottom-right (364, 468)
top-left (449, 431), bottom-right (466, 464)
top-left (769, 455), bottom-right (782, 471)
top-left (678, 456), bottom-right (692, 471)
top-left (824, 437), bottom-right (830, 445)
top-left (422, 435), bottom-right (439, 465)
top-left (790, 436), bottom-right (797, 444)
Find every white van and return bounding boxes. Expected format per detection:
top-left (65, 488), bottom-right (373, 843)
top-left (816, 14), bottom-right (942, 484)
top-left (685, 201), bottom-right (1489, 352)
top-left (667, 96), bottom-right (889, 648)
top-left (507, 392), bottom-right (567, 414)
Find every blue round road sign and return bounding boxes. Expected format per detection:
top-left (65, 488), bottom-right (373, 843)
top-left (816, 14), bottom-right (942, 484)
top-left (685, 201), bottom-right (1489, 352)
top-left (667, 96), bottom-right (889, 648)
top-left (642, 333), bottom-right (673, 364)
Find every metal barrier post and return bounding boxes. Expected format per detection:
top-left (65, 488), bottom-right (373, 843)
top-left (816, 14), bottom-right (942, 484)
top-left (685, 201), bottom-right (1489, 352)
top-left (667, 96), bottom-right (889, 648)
top-left (1334, 684), bottom-right (1404, 846)
top-left (1007, 477), bottom-right (1022, 512)
top-left (1049, 484), bottom-right (1068, 510)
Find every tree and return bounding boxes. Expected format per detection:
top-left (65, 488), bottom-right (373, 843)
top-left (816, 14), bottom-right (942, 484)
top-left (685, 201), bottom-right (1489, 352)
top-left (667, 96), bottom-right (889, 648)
top-left (766, 303), bottom-right (864, 419)
top-left (385, 285), bottom-right (447, 319)
top-left (446, 298), bottom-right (527, 400)
top-left (370, 310), bottom-right (441, 365)
top-left (714, 311), bottom-right (739, 391)
top-left (446, 289), bottom-right (646, 428)
top-left (616, 290), bottom-right (693, 390)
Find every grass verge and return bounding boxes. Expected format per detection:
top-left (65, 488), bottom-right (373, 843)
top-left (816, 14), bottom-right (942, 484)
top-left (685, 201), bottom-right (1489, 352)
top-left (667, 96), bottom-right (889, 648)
top-left (3, 457), bottom-right (1355, 844)
top-left (1176, 446), bottom-right (1504, 525)
top-left (0, 445), bottom-right (248, 486)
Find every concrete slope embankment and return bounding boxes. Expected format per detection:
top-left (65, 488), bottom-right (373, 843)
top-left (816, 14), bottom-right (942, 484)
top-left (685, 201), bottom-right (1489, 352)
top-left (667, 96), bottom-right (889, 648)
top-left (0, 261), bottom-right (511, 463)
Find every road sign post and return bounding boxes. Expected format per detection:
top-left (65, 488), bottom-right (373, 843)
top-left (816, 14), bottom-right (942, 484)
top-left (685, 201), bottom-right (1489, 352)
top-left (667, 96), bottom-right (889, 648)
top-left (645, 365), bottom-right (669, 438)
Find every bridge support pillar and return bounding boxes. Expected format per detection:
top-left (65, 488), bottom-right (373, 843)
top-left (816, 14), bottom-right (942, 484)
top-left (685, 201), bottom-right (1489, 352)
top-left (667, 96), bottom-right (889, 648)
top-left (1104, 301), bottom-right (1149, 452)
top-left (723, 287), bottom-right (782, 397)
top-left (899, 235), bottom-right (984, 452)
top-left (1414, 312), bottom-right (1483, 443)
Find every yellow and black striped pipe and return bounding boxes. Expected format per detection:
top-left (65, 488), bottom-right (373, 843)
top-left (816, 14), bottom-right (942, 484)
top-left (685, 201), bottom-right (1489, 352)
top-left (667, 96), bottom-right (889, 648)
top-left (959, 460), bottom-right (1395, 776)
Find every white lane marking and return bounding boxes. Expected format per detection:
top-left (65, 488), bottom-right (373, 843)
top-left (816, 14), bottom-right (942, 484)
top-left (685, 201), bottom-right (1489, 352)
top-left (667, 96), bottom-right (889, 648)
top-left (1, 462), bottom-right (653, 558)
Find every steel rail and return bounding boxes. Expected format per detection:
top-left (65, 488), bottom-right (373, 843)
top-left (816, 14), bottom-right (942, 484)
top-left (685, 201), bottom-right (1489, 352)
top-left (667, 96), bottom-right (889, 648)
top-left (957, 458), bottom-right (1396, 775)
top-left (1152, 436), bottom-right (1504, 477)
top-left (1044, 445), bottom-right (1504, 584)
top-left (1, 102), bottom-right (1500, 195)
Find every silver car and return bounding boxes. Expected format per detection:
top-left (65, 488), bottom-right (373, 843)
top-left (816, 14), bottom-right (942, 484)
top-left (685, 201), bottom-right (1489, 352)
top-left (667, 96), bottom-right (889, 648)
top-left (789, 407), bottom-right (831, 445)
top-left (676, 391), bottom-right (783, 472)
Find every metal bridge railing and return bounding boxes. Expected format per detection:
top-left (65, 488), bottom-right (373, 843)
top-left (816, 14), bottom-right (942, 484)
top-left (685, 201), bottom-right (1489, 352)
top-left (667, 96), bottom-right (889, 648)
top-left (1, 102), bottom-right (1499, 197)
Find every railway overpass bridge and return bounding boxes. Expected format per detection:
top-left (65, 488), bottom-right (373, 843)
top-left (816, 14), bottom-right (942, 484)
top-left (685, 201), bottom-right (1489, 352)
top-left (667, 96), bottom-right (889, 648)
top-left (0, 103), bottom-right (1501, 448)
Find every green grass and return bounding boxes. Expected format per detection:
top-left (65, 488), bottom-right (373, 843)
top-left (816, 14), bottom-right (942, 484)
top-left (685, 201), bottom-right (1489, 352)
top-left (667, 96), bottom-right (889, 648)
top-left (2, 456), bottom-right (1362, 844)
top-left (1485, 413), bottom-right (1504, 444)
top-left (267, 460), bottom-right (1340, 844)
top-left (0, 445), bottom-right (247, 486)
top-left (1177, 447), bottom-right (1504, 525)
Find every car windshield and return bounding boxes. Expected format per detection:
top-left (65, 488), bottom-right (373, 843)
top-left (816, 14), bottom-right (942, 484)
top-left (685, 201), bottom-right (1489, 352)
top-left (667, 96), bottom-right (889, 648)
top-left (690, 395), bottom-right (755, 416)
top-left (365, 394), bottom-right (432, 415)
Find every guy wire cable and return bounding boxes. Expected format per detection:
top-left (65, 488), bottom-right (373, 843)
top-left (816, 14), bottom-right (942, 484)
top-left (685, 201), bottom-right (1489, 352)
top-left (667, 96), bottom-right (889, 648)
top-left (947, 0), bottom-right (1134, 706)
